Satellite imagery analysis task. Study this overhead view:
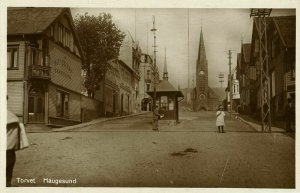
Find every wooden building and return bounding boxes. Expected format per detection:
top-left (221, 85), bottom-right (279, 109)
top-left (236, 43), bottom-right (255, 114)
top-left (7, 8), bottom-right (84, 126)
top-left (250, 16), bottom-right (295, 120)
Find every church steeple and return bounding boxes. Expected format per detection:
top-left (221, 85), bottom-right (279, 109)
top-left (163, 48), bottom-right (168, 80)
top-left (197, 28), bottom-right (206, 62)
top-left (194, 26), bottom-right (209, 111)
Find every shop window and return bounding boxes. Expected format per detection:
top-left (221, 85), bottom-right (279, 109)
top-left (161, 96), bottom-right (168, 110)
top-left (7, 46), bottom-right (18, 69)
top-left (56, 90), bottom-right (69, 118)
top-left (168, 98), bottom-right (174, 110)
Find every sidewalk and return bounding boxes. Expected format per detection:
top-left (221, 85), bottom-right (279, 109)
top-left (26, 111), bottom-right (151, 133)
top-left (230, 111), bottom-right (287, 133)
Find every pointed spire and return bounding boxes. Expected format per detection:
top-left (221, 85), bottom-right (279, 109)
top-left (197, 28), bottom-right (205, 62)
top-left (163, 48), bottom-right (168, 80)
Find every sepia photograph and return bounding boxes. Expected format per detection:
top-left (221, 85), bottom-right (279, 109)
top-left (1, 0), bottom-right (299, 193)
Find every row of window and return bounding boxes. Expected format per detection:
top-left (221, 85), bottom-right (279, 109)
top-left (7, 47), bottom-right (18, 69)
top-left (58, 24), bottom-right (74, 50)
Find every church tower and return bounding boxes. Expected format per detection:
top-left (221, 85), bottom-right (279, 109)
top-left (195, 28), bottom-right (209, 111)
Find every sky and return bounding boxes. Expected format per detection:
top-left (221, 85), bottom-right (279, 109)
top-left (71, 8), bottom-right (295, 89)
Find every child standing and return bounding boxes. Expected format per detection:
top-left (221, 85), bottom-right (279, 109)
top-left (216, 105), bottom-right (225, 133)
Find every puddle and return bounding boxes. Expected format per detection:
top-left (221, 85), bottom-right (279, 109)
top-left (61, 136), bottom-right (72, 140)
top-left (171, 147), bottom-right (199, 157)
top-left (184, 148), bottom-right (198, 153)
top-left (171, 152), bottom-right (187, 156)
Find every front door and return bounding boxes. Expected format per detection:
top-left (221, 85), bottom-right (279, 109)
top-left (28, 87), bottom-right (45, 123)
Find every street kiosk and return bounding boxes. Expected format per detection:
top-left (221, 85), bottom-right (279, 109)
top-left (147, 79), bottom-right (184, 123)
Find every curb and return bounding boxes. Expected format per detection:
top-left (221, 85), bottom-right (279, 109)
top-left (231, 112), bottom-right (286, 133)
top-left (52, 111), bottom-right (151, 132)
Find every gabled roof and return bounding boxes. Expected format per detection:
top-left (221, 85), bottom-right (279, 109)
top-left (252, 16), bottom-right (295, 48)
top-left (8, 8), bottom-right (66, 35)
top-left (242, 43), bottom-right (251, 63)
top-left (273, 16), bottom-right (295, 48)
top-left (157, 79), bottom-right (178, 92)
top-left (147, 79), bottom-right (184, 97)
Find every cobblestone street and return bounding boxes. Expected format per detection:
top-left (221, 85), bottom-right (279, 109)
top-left (12, 111), bottom-right (295, 188)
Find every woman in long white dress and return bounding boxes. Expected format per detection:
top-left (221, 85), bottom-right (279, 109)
top-left (216, 105), bottom-right (225, 133)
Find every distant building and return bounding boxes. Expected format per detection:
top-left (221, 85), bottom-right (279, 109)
top-left (138, 54), bottom-right (156, 111)
top-left (227, 68), bottom-right (240, 112)
top-left (91, 30), bottom-right (141, 116)
top-left (236, 43), bottom-right (255, 114)
top-left (7, 8), bottom-right (84, 126)
top-left (193, 28), bottom-right (221, 111)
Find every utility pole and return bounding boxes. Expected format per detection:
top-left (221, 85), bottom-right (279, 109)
top-left (187, 8), bottom-right (190, 91)
top-left (151, 16), bottom-right (158, 112)
top-left (250, 8), bottom-right (272, 132)
top-left (228, 50), bottom-right (232, 116)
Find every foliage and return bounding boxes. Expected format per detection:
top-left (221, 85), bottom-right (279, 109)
top-left (74, 12), bottom-right (125, 98)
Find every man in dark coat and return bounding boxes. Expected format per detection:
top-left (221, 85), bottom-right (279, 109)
top-left (153, 105), bottom-right (160, 131)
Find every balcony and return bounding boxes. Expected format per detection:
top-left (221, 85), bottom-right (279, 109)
top-left (28, 64), bottom-right (51, 80)
top-left (27, 47), bottom-right (51, 80)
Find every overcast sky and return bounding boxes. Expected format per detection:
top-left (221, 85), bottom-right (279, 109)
top-left (71, 8), bottom-right (295, 89)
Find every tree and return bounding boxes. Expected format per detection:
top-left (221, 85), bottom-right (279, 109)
top-left (74, 12), bottom-right (125, 98)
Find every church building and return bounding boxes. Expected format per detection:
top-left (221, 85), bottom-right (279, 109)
top-left (193, 28), bottom-right (221, 111)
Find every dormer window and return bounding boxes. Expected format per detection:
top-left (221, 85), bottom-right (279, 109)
top-left (58, 23), bottom-right (74, 50)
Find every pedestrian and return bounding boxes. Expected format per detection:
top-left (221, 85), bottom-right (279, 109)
top-left (285, 98), bottom-right (294, 132)
top-left (216, 105), bottom-right (226, 133)
top-left (153, 105), bottom-right (161, 131)
top-left (7, 109), bottom-right (29, 187)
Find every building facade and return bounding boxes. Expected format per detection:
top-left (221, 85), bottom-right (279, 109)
top-left (7, 8), bottom-right (84, 126)
top-left (236, 43), bottom-right (255, 114)
top-left (91, 31), bottom-right (142, 117)
top-left (138, 53), bottom-right (155, 111)
top-left (250, 16), bottom-right (295, 120)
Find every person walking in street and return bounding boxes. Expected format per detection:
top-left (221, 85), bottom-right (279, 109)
top-left (216, 105), bottom-right (226, 133)
top-left (153, 105), bottom-right (161, 131)
top-left (285, 98), bottom-right (294, 132)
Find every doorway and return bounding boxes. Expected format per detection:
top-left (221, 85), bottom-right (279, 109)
top-left (28, 87), bottom-right (45, 123)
